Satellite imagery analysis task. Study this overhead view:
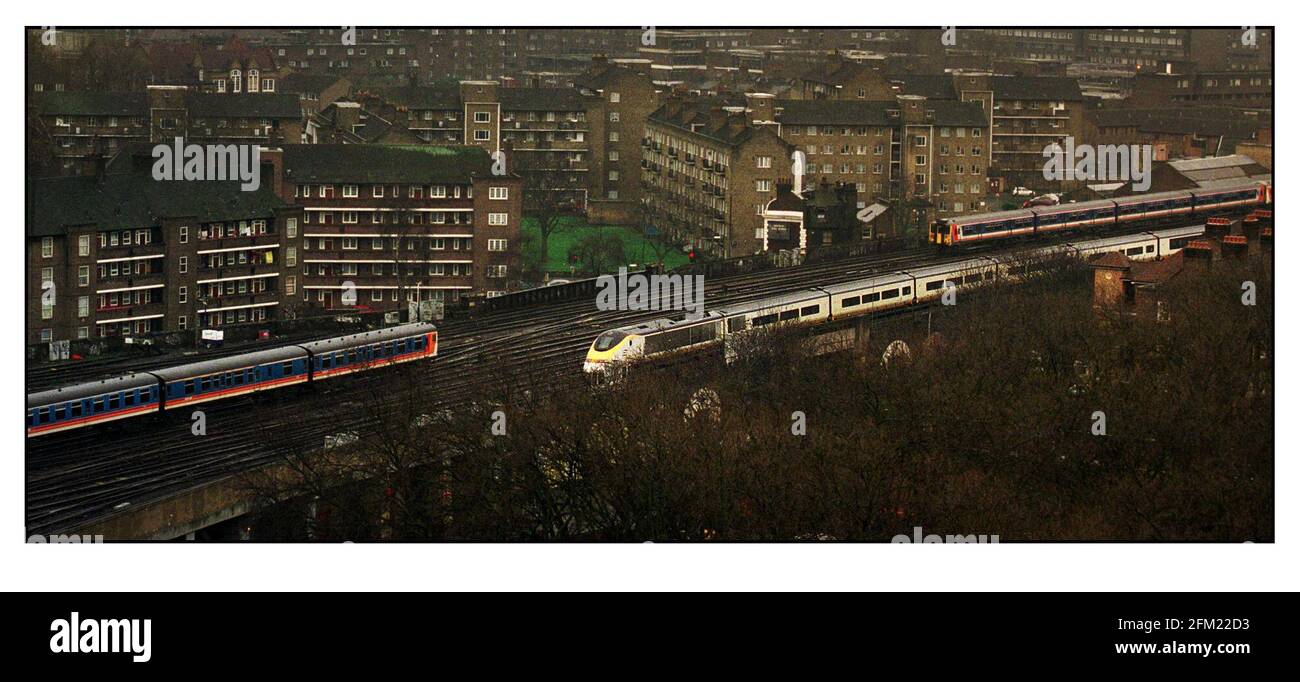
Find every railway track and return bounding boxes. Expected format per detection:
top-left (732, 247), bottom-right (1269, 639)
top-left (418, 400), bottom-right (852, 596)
top-left (24, 220), bottom-right (1228, 536)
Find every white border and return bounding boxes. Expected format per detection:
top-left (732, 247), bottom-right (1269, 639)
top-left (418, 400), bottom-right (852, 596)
top-left (5, 4), bottom-right (1291, 592)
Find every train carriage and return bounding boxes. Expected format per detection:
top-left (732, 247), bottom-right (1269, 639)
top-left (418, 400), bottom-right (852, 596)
top-left (1030, 198), bottom-right (1118, 234)
top-left (904, 258), bottom-right (999, 304)
top-left (299, 322), bottom-right (437, 381)
top-left (27, 373), bottom-right (162, 437)
top-left (152, 346), bottom-right (310, 410)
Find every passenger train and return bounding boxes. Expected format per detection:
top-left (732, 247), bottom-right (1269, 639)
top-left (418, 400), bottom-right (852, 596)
top-left (930, 180), bottom-right (1270, 247)
top-left (584, 226), bottom-right (1205, 373)
top-left (26, 323), bottom-right (437, 437)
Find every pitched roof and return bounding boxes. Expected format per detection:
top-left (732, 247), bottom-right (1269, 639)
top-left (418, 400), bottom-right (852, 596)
top-left (649, 98), bottom-right (770, 147)
top-left (188, 92), bottom-right (301, 119)
top-left (279, 72), bottom-right (349, 95)
top-left (33, 92), bottom-right (148, 117)
top-left (280, 144), bottom-right (495, 184)
top-left (896, 74), bottom-right (957, 99)
top-left (28, 169), bottom-right (286, 237)
top-left (374, 85), bottom-right (461, 110)
top-left (774, 98), bottom-right (987, 127)
top-left (992, 76), bottom-right (1083, 102)
top-left (498, 87), bottom-right (586, 111)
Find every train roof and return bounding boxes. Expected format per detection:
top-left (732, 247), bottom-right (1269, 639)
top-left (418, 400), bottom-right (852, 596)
top-left (1188, 181), bottom-right (1264, 197)
top-left (1028, 198), bottom-right (1117, 215)
top-left (28, 372), bottom-right (159, 408)
top-left (616, 311), bottom-right (725, 335)
top-left (902, 257), bottom-right (997, 280)
top-left (297, 322), bottom-right (437, 355)
top-left (1112, 189), bottom-right (1196, 205)
top-left (943, 208), bottom-right (1037, 226)
top-left (1064, 232), bottom-right (1159, 252)
top-left (717, 288), bottom-right (828, 316)
top-left (817, 272), bottom-right (913, 296)
top-left (1151, 225), bottom-right (1207, 239)
top-left (150, 345), bottom-right (309, 381)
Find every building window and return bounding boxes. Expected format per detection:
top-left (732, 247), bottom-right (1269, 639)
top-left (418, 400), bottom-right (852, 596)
top-left (756, 156), bottom-right (772, 169)
top-left (489, 187), bottom-right (509, 200)
top-left (488, 265), bottom-right (508, 278)
top-left (178, 286), bottom-right (188, 304)
top-left (474, 129), bottom-right (491, 141)
top-left (610, 92), bottom-right (620, 103)
top-left (488, 212), bottom-right (509, 226)
top-left (286, 247), bottom-right (297, 267)
top-left (474, 111), bottom-right (491, 123)
top-left (755, 180), bottom-right (771, 192)
top-left (343, 185), bottom-right (358, 197)
top-left (77, 326), bottom-right (89, 339)
top-left (41, 237), bottom-right (53, 258)
top-left (180, 226), bottom-right (189, 244)
top-left (488, 239), bottom-right (508, 251)
top-left (179, 256), bottom-right (188, 274)
top-left (608, 112), bottom-right (620, 122)
top-left (78, 266), bottom-right (89, 286)
top-left (286, 276), bottom-right (296, 296)
top-left (287, 218), bottom-right (298, 238)
top-left (78, 235), bottom-right (90, 256)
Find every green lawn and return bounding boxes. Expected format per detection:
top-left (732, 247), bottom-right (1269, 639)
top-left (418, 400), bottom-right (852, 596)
top-left (521, 216), bottom-right (690, 275)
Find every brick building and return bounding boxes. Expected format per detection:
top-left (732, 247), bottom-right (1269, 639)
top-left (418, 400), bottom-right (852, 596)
top-left (32, 85), bottom-right (303, 175)
top-left (26, 151), bottom-right (302, 345)
top-left (772, 93), bottom-right (991, 237)
top-left (642, 96), bottom-right (792, 257)
top-left (277, 144), bottom-right (523, 308)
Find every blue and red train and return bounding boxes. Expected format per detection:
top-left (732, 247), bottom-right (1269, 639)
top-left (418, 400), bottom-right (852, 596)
top-left (26, 323), bottom-right (437, 437)
top-left (930, 180), bottom-right (1271, 247)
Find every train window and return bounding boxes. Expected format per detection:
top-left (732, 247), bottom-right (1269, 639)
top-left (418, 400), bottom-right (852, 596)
top-left (283, 361), bottom-right (295, 375)
top-left (727, 316), bottom-right (746, 333)
top-left (1170, 237), bottom-right (1191, 250)
top-left (54, 406), bottom-right (65, 421)
top-left (902, 287), bottom-right (911, 296)
top-left (71, 403), bottom-right (83, 418)
top-left (413, 337), bottom-right (423, 350)
top-left (881, 289), bottom-right (899, 300)
top-left (1126, 247), bottom-right (1144, 256)
top-left (963, 273), bottom-right (982, 284)
top-left (752, 313), bottom-right (779, 327)
top-left (863, 292), bottom-right (881, 303)
top-left (925, 281), bottom-right (945, 292)
top-left (1146, 245), bottom-right (1155, 253)
top-left (347, 350), bottom-right (358, 364)
top-left (800, 305), bottom-right (820, 316)
top-left (39, 408), bottom-right (50, 423)
top-left (107, 395), bottom-right (120, 410)
top-left (841, 296), bottom-right (861, 307)
top-left (779, 309), bottom-right (799, 322)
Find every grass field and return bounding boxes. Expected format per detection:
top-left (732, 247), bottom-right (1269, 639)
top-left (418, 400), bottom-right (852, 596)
top-left (521, 216), bottom-right (691, 274)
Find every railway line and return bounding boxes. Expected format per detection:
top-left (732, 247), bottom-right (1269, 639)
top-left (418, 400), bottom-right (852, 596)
top-left (24, 219), bottom-right (1238, 536)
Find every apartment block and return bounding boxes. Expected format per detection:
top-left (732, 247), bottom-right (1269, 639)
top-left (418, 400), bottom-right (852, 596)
top-left (773, 93), bottom-right (991, 238)
top-left (642, 97), bottom-right (792, 257)
top-left (26, 151), bottom-right (302, 345)
top-left (32, 85), bottom-right (303, 175)
top-left (277, 144), bottom-right (523, 308)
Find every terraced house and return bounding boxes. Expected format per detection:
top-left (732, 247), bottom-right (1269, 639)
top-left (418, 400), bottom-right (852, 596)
top-left (276, 144), bottom-right (523, 308)
top-left (26, 150), bottom-right (302, 345)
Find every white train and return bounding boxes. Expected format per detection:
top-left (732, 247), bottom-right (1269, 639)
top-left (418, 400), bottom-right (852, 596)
top-left (584, 226), bottom-right (1204, 373)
